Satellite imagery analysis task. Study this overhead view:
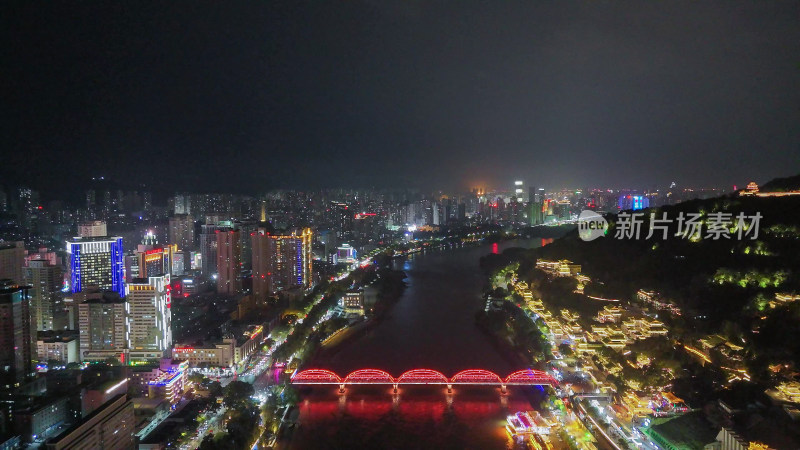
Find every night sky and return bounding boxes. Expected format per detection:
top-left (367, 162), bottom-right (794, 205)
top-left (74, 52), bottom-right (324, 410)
top-left (3, 1), bottom-right (799, 195)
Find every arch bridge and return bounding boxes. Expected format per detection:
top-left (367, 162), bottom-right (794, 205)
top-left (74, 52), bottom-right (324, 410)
top-left (291, 368), bottom-right (557, 394)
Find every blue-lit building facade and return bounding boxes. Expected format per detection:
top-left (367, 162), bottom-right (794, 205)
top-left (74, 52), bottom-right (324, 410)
top-left (618, 195), bottom-right (650, 211)
top-left (66, 237), bottom-right (125, 297)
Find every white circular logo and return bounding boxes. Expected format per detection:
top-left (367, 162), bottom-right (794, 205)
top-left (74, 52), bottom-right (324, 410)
top-left (578, 210), bottom-right (608, 241)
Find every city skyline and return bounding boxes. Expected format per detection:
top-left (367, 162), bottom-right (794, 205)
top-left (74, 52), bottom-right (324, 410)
top-left (1, 2), bottom-right (799, 448)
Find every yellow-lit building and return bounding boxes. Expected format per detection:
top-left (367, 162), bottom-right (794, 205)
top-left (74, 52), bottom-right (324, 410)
top-left (528, 299), bottom-right (546, 313)
top-left (776, 382), bottom-right (800, 403)
top-left (602, 331), bottom-right (631, 350)
top-left (561, 309), bottom-right (580, 323)
top-left (770, 293), bottom-right (800, 308)
top-left (575, 342), bottom-right (602, 354)
top-left (558, 260), bottom-right (581, 277)
top-left (596, 305), bottom-right (623, 323)
top-left (622, 391), bottom-right (654, 416)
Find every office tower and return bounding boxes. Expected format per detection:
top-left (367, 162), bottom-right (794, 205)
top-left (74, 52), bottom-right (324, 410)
top-left (135, 245), bottom-right (174, 279)
top-left (66, 222), bottom-right (124, 297)
top-left (536, 188), bottom-right (545, 203)
top-left (23, 260), bottom-right (65, 331)
top-left (199, 224), bottom-right (218, 277)
top-left (126, 275), bottom-right (171, 358)
top-left (618, 194), bottom-right (650, 211)
top-left (77, 289), bottom-right (128, 362)
top-left (171, 251), bottom-right (188, 276)
top-left (252, 228), bottom-right (313, 299)
top-left (0, 281), bottom-right (34, 386)
top-left (124, 254), bottom-right (139, 283)
top-left (514, 180), bottom-right (526, 202)
top-left (168, 214), bottom-right (195, 250)
top-left (333, 203), bottom-right (353, 239)
top-left (0, 241), bottom-right (25, 284)
top-left (216, 228), bottom-right (242, 295)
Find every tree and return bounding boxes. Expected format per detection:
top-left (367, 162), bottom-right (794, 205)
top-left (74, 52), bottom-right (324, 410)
top-left (225, 406), bottom-right (259, 448)
top-left (223, 380), bottom-right (255, 409)
top-left (280, 383), bottom-right (299, 407)
top-left (188, 372), bottom-right (206, 384)
top-left (207, 380), bottom-right (223, 398)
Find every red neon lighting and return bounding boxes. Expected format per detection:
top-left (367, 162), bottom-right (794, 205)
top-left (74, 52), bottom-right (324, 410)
top-left (292, 369), bottom-right (341, 383)
top-left (451, 369), bottom-right (503, 384)
top-left (396, 369), bottom-right (448, 384)
top-left (504, 369), bottom-right (554, 384)
top-left (344, 369), bottom-right (395, 384)
top-left (145, 248), bottom-right (164, 255)
top-left (291, 368), bottom-right (557, 387)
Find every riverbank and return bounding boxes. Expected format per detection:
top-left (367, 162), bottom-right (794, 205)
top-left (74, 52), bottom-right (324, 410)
top-left (309, 268), bottom-right (407, 364)
top-left (287, 239), bottom-right (558, 450)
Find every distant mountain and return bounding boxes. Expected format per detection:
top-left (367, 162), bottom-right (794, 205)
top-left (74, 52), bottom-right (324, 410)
top-left (760, 173), bottom-right (800, 192)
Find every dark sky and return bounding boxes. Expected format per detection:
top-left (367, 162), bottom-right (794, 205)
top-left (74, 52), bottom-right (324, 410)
top-left (3, 1), bottom-right (799, 195)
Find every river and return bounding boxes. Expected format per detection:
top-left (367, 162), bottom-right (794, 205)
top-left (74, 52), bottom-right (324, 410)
top-left (289, 239), bottom-right (550, 449)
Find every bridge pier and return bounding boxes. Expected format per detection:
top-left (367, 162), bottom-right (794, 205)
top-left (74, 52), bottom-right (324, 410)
top-left (338, 384), bottom-right (345, 394)
top-left (392, 383), bottom-right (398, 394)
top-left (500, 384), bottom-right (507, 394)
top-left (446, 383), bottom-right (452, 394)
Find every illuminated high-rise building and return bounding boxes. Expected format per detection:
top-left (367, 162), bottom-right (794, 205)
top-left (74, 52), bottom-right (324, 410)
top-left (136, 245), bottom-right (174, 278)
top-left (66, 222), bottom-right (124, 297)
top-left (216, 228), bottom-right (242, 295)
top-left (23, 260), bottom-right (65, 331)
top-left (513, 180), bottom-right (527, 202)
top-left (0, 241), bottom-right (25, 285)
top-left (168, 214), bottom-right (194, 251)
top-left (252, 227), bottom-right (313, 299)
top-left (199, 224), bottom-right (219, 277)
top-left (126, 275), bottom-right (171, 360)
top-left (618, 194), bottom-right (650, 211)
top-left (76, 288), bottom-right (128, 362)
top-left (0, 281), bottom-right (35, 386)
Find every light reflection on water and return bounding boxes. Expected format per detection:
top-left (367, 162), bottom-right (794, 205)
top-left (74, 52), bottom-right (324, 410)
top-left (292, 240), bottom-right (546, 449)
top-left (293, 385), bottom-right (545, 450)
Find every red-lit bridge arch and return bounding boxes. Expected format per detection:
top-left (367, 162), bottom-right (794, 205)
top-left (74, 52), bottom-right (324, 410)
top-left (292, 368), bottom-right (557, 393)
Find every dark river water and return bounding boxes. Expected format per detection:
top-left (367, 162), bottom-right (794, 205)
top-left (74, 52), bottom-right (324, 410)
top-left (290, 239), bottom-right (548, 450)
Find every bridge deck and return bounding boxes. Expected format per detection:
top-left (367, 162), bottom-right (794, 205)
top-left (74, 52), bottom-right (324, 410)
top-left (290, 368), bottom-right (558, 387)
